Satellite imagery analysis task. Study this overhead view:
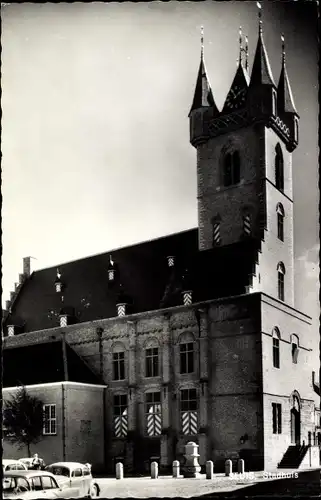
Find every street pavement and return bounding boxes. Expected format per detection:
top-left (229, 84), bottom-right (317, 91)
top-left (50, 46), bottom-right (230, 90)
top-left (95, 468), bottom-right (320, 498)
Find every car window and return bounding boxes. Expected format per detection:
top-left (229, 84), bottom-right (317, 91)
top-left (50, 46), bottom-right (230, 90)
top-left (73, 468), bottom-right (83, 477)
top-left (3, 477), bottom-right (16, 491)
top-left (47, 466), bottom-right (70, 477)
top-left (83, 467), bottom-right (91, 476)
top-left (7, 464), bottom-right (17, 470)
top-left (31, 476), bottom-right (43, 491)
top-left (16, 477), bottom-right (30, 490)
top-left (16, 464), bottom-right (26, 470)
top-left (41, 476), bottom-right (57, 490)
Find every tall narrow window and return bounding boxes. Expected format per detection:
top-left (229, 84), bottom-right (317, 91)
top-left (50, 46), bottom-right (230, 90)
top-left (113, 351), bottom-right (125, 380)
top-left (145, 392), bottom-right (162, 436)
top-left (275, 144), bottom-right (284, 191)
top-left (276, 203), bottom-right (285, 241)
top-left (272, 90), bottom-right (277, 116)
top-left (212, 219), bottom-right (221, 246)
top-left (114, 394), bottom-right (128, 437)
top-left (243, 211), bottom-right (252, 236)
top-left (145, 347), bottom-right (159, 378)
top-left (291, 334), bottom-right (299, 364)
top-left (180, 342), bottom-right (194, 374)
top-left (294, 117), bottom-right (299, 142)
top-left (272, 327), bottom-right (280, 369)
top-left (277, 262), bottom-right (285, 301)
top-left (43, 404), bottom-right (57, 435)
top-left (223, 151), bottom-right (241, 187)
top-left (180, 388), bottom-right (198, 435)
top-left (272, 403), bottom-right (282, 434)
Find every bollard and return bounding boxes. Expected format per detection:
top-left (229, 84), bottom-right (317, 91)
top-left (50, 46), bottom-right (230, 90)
top-left (237, 459), bottom-right (245, 474)
top-left (151, 461), bottom-right (158, 479)
top-left (206, 460), bottom-right (214, 480)
top-left (225, 459), bottom-right (232, 477)
top-left (115, 462), bottom-right (123, 480)
top-left (182, 442), bottom-right (201, 478)
top-left (172, 460), bottom-right (180, 478)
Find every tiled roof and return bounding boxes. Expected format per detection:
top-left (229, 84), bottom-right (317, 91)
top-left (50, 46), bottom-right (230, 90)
top-left (5, 228), bottom-right (259, 334)
top-left (3, 339), bottom-right (102, 387)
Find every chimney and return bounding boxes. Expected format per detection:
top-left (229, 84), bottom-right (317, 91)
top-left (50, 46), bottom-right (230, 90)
top-left (167, 256), bottom-right (175, 268)
top-left (116, 303), bottom-right (127, 317)
top-left (10, 291), bottom-right (15, 301)
top-left (59, 314), bottom-right (68, 327)
top-left (182, 290), bottom-right (193, 306)
top-left (15, 283), bottom-right (19, 291)
top-left (19, 274), bottom-right (25, 284)
top-left (7, 325), bottom-right (15, 337)
top-left (23, 257), bottom-right (31, 276)
top-left (5, 300), bottom-right (11, 311)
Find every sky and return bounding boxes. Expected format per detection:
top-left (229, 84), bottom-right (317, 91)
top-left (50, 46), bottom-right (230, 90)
top-left (1, 2), bottom-right (319, 337)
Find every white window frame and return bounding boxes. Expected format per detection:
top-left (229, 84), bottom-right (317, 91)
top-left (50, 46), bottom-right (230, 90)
top-left (43, 404), bottom-right (57, 435)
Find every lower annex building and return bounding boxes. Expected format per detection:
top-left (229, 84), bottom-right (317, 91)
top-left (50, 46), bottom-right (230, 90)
top-left (2, 14), bottom-right (320, 473)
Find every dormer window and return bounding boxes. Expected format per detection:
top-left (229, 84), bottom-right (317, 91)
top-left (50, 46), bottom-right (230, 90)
top-left (182, 290), bottom-right (193, 306)
top-left (167, 256), bottom-right (175, 268)
top-left (223, 151), bottom-right (240, 187)
top-left (7, 325), bottom-right (15, 337)
top-left (108, 255), bottom-right (116, 281)
top-left (59, 314), bottom-right (68, 327)
top-left (117, 303), bottom-right (127, 317)
top-left (55, 269), bottom-right (63, 293)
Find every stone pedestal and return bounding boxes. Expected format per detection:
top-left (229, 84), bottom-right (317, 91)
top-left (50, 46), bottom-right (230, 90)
top-left (182, 442), bottom-right (202, 478)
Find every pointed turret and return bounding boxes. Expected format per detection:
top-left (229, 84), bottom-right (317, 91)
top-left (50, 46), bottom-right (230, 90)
top-left (222, 27), bottom-right (250, 114)
top-left (276, 35), bottom-right (299, 151)
top-left (277, 35), bottom-right (298, 116)
top-left (248, 3), bottom-right (277, 119)
top-left (189, 27), bottom-right (219, 116)
top-left (189, 27), bottom-right (219, 148)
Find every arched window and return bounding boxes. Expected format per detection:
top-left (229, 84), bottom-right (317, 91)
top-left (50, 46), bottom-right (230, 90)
top-left (178, 332), bottom-right (195, 374)
top-left (112, 342), bottom-right (126, 381)
top-left (291, 334), bottom-right (299, 364)
top-left (272, 327), bottom-right (281, 368)
top-left (276, 203), bottom-right (285, 241)
top-left (223, 151), bottom-right (241, 187)
top-left (272, 90), bottom-right (277, 116)
top-left (277, 262), bottom-right (285, 301)
top-left (294, 117), bottom-right (299, 142)
top-left (275, 144), bottom-right (284, 191)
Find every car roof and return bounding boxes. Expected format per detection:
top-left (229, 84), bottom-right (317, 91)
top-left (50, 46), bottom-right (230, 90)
top-left (3, 459), bottom-right (22, 464)
top-left (4, 470), bottom-right (55, 478)
top-left (48, 462), bottom-right (87, 468)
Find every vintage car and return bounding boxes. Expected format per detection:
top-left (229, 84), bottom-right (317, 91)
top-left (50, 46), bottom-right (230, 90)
top-left (3, 470), bottom-right (80, 499)
top-left (19, 457), bottom-right (45, 470)
top-left (46, 461), bottom-right (100, 498)
top-left (2, 460), bottom-right (28, 472)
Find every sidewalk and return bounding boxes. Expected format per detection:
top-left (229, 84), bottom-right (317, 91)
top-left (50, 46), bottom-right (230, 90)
top-left (96, 468), bottom-right (320, 498)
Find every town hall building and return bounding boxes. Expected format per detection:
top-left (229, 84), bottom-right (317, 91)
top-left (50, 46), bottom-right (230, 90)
top-left (2, 13), bottom-right (320, 473)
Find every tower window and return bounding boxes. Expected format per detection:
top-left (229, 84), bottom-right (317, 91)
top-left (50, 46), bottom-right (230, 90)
top-left (212, 220), bottom-right (221, 246)
top-left (276, 203), bottom-right (285, 241)
top-left (272, 327), bottom-right (280, 369)
top-left (223, 151), bottom-right (240, 187)
top-left (275, 144), bottom-right (284, 192)
top-left (294, 117), bottom-right (299, 142)
top-left (291, 334), bottom-right (299, 364)
top-left (272, 403), bottom-right (282, 434)
top-left (277, 262), bottom-right (285, 301)
top-left (272, 90), bottom-right (277, 116)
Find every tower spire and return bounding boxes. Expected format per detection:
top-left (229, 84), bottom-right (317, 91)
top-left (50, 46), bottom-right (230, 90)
top-left (277, 33), bottom-right (298, 115)
top-left (257, 1), bottom-right (262, 35)
top-left (250, 1), bottom-right (275, 87)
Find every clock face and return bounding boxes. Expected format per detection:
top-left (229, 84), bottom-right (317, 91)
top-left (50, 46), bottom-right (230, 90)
top-left (225, 85), bottom-right (246, 110)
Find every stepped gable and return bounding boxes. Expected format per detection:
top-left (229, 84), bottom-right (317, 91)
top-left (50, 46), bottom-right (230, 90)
top-left (3, 340), bottom-right (102, 387)
top-left (5, 229), bottom-right (198, 333)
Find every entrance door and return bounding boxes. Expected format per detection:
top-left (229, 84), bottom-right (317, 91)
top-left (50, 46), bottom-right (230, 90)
top-left (291, 408), bottom-right (301, 445)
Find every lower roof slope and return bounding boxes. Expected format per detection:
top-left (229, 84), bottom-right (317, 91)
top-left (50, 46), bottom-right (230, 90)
top-left (5, 228), bottom-right (259, 334)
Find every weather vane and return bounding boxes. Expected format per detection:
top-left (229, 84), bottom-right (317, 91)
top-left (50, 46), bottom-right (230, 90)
top-left (281, 33), bottom-right (285, 63)
top-left (201, 25), bottom-right (204, 58)
top-left (257, 2), bottom-right (262, 33)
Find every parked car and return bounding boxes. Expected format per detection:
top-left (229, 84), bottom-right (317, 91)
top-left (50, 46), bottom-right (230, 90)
top-left (46, 461), bottom-right (100, 498)
top-left (18, 458), bottom-right (34, 469)
top-left (19, 456), bottom-right (45, 470)
top-left (2, 460), bottom-right (28, 472)
top-left (2, 470), bottom-right (80, 499)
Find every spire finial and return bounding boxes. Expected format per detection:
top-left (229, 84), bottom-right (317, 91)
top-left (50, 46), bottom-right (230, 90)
top-left (245, 35), bottom-right (249, 71)
top-left (257, 2), bottom-right (262, 34)
top-left (239, 26), bottom-right (243, 65)
top-left (281, 33), bottom-right (285, 65)
top-left (201, 25), bottom-right (204, 58)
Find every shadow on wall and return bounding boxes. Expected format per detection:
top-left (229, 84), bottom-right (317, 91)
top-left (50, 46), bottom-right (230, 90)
top-left (199, 469), bottom-right (321, 497)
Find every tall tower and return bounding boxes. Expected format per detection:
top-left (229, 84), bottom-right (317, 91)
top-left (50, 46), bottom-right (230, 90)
top-left (189, 11), bottom-right (299, 306)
